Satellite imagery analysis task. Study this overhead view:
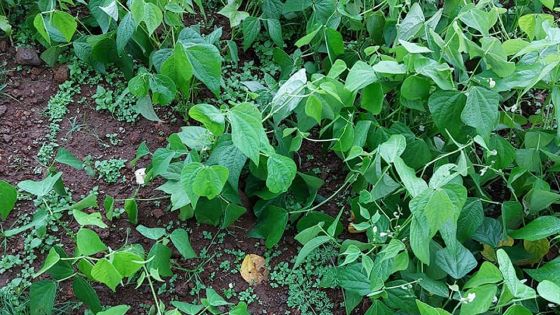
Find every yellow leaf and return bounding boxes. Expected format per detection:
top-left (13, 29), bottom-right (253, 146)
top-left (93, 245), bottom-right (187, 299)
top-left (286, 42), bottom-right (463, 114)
top-left (240, 254), bottom-right (268, 285)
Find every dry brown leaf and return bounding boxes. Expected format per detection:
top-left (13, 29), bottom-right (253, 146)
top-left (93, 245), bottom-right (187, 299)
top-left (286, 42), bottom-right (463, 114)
top-left (240, 254), bottom-right (268, 285)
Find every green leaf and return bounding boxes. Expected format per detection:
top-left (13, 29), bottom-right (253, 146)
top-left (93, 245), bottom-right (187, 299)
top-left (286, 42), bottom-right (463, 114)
top-left (97, 305), bottom-right (130, 315)
top-left (29, 280), bottom-right (57, 315)
top-left (360, 82), bottom-right (383, 115)
top-left (459, 285), bottom-right (497, 315)
top-left (189, 104), bottom-right (225, 136)
top-left (147, 243), bottom-right (173, 277)
top-left (135, 96), bottom-right (162, 122)
top-left (55, 148), bottom-right (83, 169)
top-left (242, 17), bottom-right (260, 50)
top-left (435, 243), bottom-right (477, 279)
top-left (509, 216), bottom-right (560, 241)
top-left (518, 14), bottom-right (554, 40)
top-left (294, 235), bottom-right (331, 268)
top-left (77, 228), bottom-right (107, 256)
top-left (18, 173), bottom-right (62, 197)
top-left (228, 102), bottom-right (268, 165)
top-left (207, 136), bottom-right (247, 190)
top-left (271, 69), bottom-right (307, 122)
top-left (0, 180), bottom-right (17, 220)
top-left (184, 43), bottom-right (222, 95)
top-left (497, 249), bottom-right (537, 299)
top-left (461, 86), bottom-right (500, 138)
top-left (325, 28), bottom-right (344, 59)
top-left (149, 74), bottom-right (177, 105)
top-left (465, 261), bottom-right (503, 288)
top-left (51, 11), bottom-right (77, 42)
top-left (221, 203), bottom-right (247, 228)
top-left (91, 259), bottom-right (122, 291)
top-left (192, 165), bottom-right (229, 199)
top-left (428, 90), bottom-right (467, 139)
top-left (248, 206), bottom-right (288, 248)
top-left (161, 44), bottom-right (193, 95)
top-left (72, 276), bottom-right (102, 313)
top-left (379, 134), bottom-right (406, 164)
top-left (116, 13), bottom-right (136, 54)
top-left (266, 153), bottom-right (297, 193)
top-left (305, 94), bottom-right (322, 123)
top-left (416, 300), bottom-right (451, 315)
top-left (33, 14), bottom-right (50, 44)
top-left (266, 19), bottom-right (283, 47)
top-left (73, 210), bottom-right (107, 228)
top-left (34, 247), bottom-right (60, 278)
top-left (112, 251), bottom-right (143, 277)
top-left (206, 287), bottom-right (231, 306)
top-left (345, 61), bottom-right (377, 92)
top-left (397, 2), bottom-right (424, 41)
top-left (177, 126), bottom-right (213, 151)
top-left (537, 280), bottom-right (560, 304)
top-left (413, 56), bottom-right (455, 90)
top-left (401, 76), bottom-right (431, 100)
top-left (143, 2), bottom-right (162, 35)
top-left (394, 157), bottom-right (428, 198)
top-left (136, 225), bottom-right (166, 240)
top-left (124, 198), bottom-right (138, 225)
top-left (170, 228), bottom-right (197, 259)
top-left (459, 6), bottom-right (498, 37)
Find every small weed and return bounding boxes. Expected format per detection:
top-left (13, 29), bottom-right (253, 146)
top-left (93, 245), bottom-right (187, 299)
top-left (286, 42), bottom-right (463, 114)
top-left (94, 159), bottom-right (126, 184)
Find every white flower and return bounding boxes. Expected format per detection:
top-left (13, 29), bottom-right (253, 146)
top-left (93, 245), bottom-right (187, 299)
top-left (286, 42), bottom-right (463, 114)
top-left (135, 168), bottom-right (146, 185)
top-left (460, 292), bottom-right (476, 304)
top-left (489, 78), bottom-right (496, 88)
top-left (492, 296), bottom-right (498, 303)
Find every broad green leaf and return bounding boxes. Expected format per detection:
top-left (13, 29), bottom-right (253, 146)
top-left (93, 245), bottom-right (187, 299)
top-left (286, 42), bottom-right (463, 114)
top-left (0, 180), bottom-right (17, 220)
top-left (97, 305), bottom-right (130, 315)
top-left (373, 60), bottom-right (407, 74)
top-left (207, 136), bottom-right (247, 190)
top-left (518, 14), bottom-right (554, 40)
top-left (267, 19), bottom-right (283, 47)
top-left (248, 206), bottom-right (288, 248)
top-left (73, 210), bottom-right (107, 228)
top-left (72, 276), bottom-right (102, 313)
top-left (461, 86), bottom-right (500, 138)
top-left (271, 69), bottom-right (307, 122)
top-left (149, 74), bottom-right (177, 105)
top-left (414, 56), bottom-right (455, 90)
top-left (399, 40), bottom-right (432, 53)
top-left (161, 44), bottom-right (193, 95)
top-left (221, 203), bottom-right (247, 228)
top-left (394, 157), bottom-right (427, 197)
top-left (401, 76), bottom-right (430, 100)
top-left (360, 82), bottom-right (383, 115)
top-left (55, 148), bottom-right (83, 169)
top-left (537, 280), bottom-right (560, 304)
top-left (242, 17), bottom-right (260, 50)
top-left (435, 243), bottom-right (477, 279)
top-left (116, 13), bottom-right (136, 54)
top-left (428, 90), bottom-right (466, 139)
top-left (77, 228), bottom-right (107, 256)
top-left (345, 61), bottom-right (377, 92)
top-left (416, 300), bottom-right (451, 315)
top-left (509, 216), bottom-right (560, 241)
top-left (397, 3), bottom-right (424, 41)
top-left (305, 94), bottom-right (322, 123)
top-left (266, 153), bottom-right (297, 193)
top-left (143, 3), bottom-right (162, 35)
top-left (177, 126), bottom-right (213, 151)
top-left (135, 96), bottom-right (162, 122)
top-left (34, 247), bottom-right (60, 278)
top-left (459, 6), bottom-right (498, 37)
top-left (184, 43), bottom-right (222, 95)
top-left (170, 228), bottom-right (197, 259)
top-left (18, 173), bottom-right (62, 197)
top-left (189, 104), bottom-right (225, 136)
top-left (497, 249), bottom-right (537, 299)
top-left (206, 287), bottom-right (231, 306)
top-left (379, 134), bottom-right (406, 164)
top-left (112, 251), bottom-right (143, 277)
top-left (136, 224), bottom-right (166, 240)
top-left (294, 235), bottom-right (331, 268)
top-left (51, 11), bottom-right (77, 42)
top-left (192, 165), bottom-right (229, 199)
top-left (171, 301), bottom-right (204, 314)
top-left (147, 243), bottom-right (172, 277)
top-left (124, 198), bottom-right (138, 225)
top-left (228, 102), bottom-right (268, 165)
top-left (459, 285), bottom-right (497, 315)
top-left (465, 261), bottom-right (502, 288)
top-left (91, 259), bottom-right (123, 291)
top-left (29, 280), bottom-right (57, 315)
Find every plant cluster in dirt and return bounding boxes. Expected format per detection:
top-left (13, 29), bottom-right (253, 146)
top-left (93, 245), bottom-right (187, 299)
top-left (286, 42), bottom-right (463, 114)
top-left (1, 0), bottom-right (560, 314)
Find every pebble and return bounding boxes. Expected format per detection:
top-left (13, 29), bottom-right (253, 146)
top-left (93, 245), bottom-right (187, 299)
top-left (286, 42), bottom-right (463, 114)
top-left (0, 105), bottom-right (6, 117)
top-left (15, 47), bottom-right (41, 66)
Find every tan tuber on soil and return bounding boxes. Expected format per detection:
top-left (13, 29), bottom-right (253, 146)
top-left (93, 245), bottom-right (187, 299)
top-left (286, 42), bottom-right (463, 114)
top-left (240, 254), bottom-right (268, 285)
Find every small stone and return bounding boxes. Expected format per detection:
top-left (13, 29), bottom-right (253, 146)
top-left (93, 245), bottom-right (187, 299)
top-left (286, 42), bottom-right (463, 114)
top-left (0, 40), bottom-right (8, 52)
top-left (3, 134), bottom-right (12, 143)
top-left (53, 65), bottom-right (69, 83)
top-left (0, 105), bottom-right (6, 117)
top-left (16, 47), bottom-right (41, 66)
top-left (153, 208), bottom-right (164, 219)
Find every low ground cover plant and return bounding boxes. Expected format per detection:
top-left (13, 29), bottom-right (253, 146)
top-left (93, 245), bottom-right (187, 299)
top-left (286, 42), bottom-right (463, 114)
top-left (1, 0), bottom-right (560, 314)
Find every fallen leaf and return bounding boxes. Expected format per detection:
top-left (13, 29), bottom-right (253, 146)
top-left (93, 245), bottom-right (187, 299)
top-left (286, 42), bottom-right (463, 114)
top-left (348, 223), bottom-right (365, 234)
top-left (240, 254), bottom-right (268, 285)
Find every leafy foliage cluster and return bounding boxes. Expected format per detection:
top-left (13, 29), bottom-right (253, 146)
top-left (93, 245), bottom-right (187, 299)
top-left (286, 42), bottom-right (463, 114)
top-left (2, 0), bottom-right (560, 314)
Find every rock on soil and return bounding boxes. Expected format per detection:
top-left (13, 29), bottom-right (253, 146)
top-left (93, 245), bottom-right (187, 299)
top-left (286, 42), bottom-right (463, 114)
top-left (0, 105), bottom-right (6, 117)
top-left (53, 65), bottom-right (69, 83)
top-left (15, 47), bottom-right (41, 66)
